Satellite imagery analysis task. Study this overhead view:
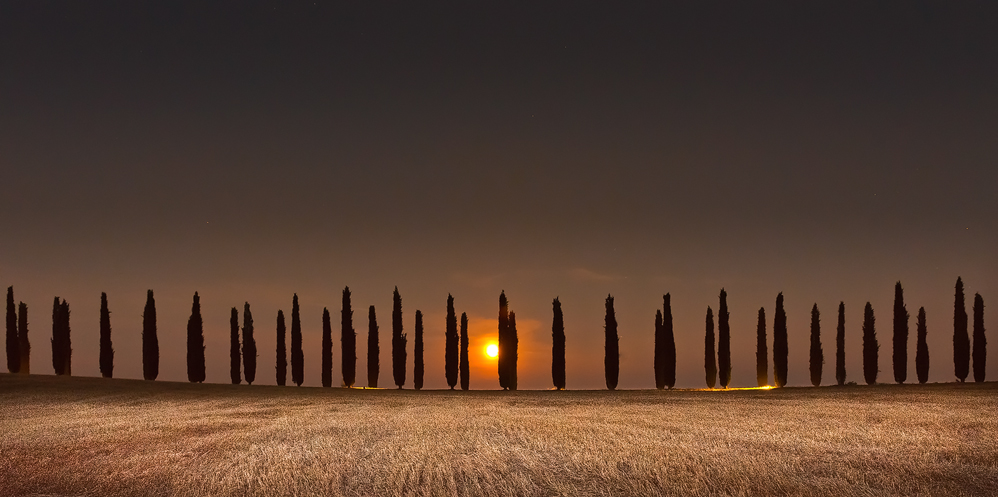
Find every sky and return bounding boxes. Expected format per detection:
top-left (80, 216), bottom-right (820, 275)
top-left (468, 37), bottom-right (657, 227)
top-left (1, 1), bottom-right (996, 389)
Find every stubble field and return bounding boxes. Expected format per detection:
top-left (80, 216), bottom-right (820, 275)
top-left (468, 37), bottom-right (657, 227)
top-left (1, 374), bottom-right (996, 496)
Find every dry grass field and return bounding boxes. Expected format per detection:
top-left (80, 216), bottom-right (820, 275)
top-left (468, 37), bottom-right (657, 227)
top-left (1, 374), bottom-right (996, 496)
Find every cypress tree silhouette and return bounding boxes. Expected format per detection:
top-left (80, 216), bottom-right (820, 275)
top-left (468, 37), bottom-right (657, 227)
top-left (413, 310), bottom-right (422, 390)
top-left (187, 292), bottom-right (205, 383)
top-left (291, 294), bottom-right (303, 387)
top-left (6, 287), bottom-right (17, 373)
top-left (809, 304), bottom-right (823, 387)
top-left (972, 293), bottom-right (986, 382)
top-left (341, 287), bottom-right (356, 387)
top-left (391, 287), bottom-right (405, 389)
top-left (654, 310), bottom-right (664, 390)
top-left (862, 302), bottom-right (878, 385)
top-left (142, 290), bottom-right (158, 381)
top-left (892, 282), bottom-right (909, 384)
top-left (663, 294), bottom-right (676, 389)
top-left (705, 306), bottom-right (716, 388)
top-left (99, 293), bottom-right (112, 378)
top-left (367, 305), bottom-right (379, 388)
top-left (603, 295), bottom-right (619, 391)
top-left (756, 307), bottom-right (767, 387)
top-left (836, 302), bottom-right (846, 386)
top-left (498, 291), bottom-right (509, 390)
top-left (396, 309), bottom-right (411, 390)
top-left (953, 277), bottom-right (969, 382)
top-left (460, 312), bottom-right (470, 390)
top-left (773, 293), bottom-right (788, 388)
top-left (552, 297), bottom-right (566, 390)
top-left (276, 310), bottom-right (287, 386)
top-left (17, 302), bottom-right (29, 375)
top-left (242, 303), bottom-right (257, 385)
top-left (445, 294), bottom-right (459, 389)
top-left (718, 289), bottom-right (731, 388)
top-left (322, 307), bottom-right (333, 388)
top-left (509, 310), bottom-right (519, 391)
top-left (51, 299), bottom-right (71, 376)
top-left (915, 307), bottom-right (929, 384)
top-left (229, 307), bottom-right (240, 384)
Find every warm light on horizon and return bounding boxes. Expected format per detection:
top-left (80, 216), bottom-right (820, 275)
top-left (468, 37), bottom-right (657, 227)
top-left (485, 343), bottom-right (498, 359)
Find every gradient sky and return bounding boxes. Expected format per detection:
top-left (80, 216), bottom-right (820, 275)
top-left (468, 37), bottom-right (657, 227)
top-left (2, 2), bottom-right (995, 389)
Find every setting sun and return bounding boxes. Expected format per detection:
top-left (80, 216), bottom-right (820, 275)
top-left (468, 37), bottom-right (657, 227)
top-left (485, 343), bottom-right (498, 358)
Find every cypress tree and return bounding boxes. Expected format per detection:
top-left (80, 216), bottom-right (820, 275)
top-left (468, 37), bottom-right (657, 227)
top-left (862, 302), bottom-right (878, 385)
top-left (756, 307), bottom-right (767, 387)
top-left (341, 287), bottom-right (356, 387)
top-left (445, 294), bottom-right (458, 389)
top-left (242, 303), bottom-right (257, 385)
top-left (663, 294), bottom-right (676, 389)
top-left (836, 302), bottom-right (846, 386)
top-left (392, 286), bottom-right (407, 389)
top-left (187, 292), bottom-right (205, 383)
top-left (460, 312), bottom-right (470, 390)
top-left (604, 295), bottom-right (619, 391)
top-left (509, 310), bottom-right (519, 391)
top-left (413, 310), bottom-right (422, 390)
top-left (142, 290), bottom-right (158, 381)
top-left (51, 299), bottom-right (71, 376)
top-left (953, 277), bottom-right (969, 382)
top-left (972, 293), bottom-right (986, 382)
top-left (368, 305), bottom-right (379, 388)
top-left (705, 306), bottom-right (716, 388)
top-left (397, 309), bottom-right (412, 390)
top-left (62, 300), bottom-right (71, 375)
top-left (291, 294), bottom-right (303, 386)
top-left (17, 302), bottom-right (29, 375)
top-left (773, 293), bottom-right (788, 388)
top-left (229, 307), bottom-right (240, 384)
top-left (553, 297), bottom-right (566, 390)
top-left (892, 282), bottom-right (909, 384)
top-left (322, 307), bottom-right (333, 387)
top-left (6, 286), bottom-right (17, 373)
top-left (654, 310), bottom-right (664, 390)
top-left (809, 304), bottom-right (823, 387)
top-left (718, 289), bottom-right (731, 388)
top-left (99, 293), bottom-right (112, 378)
top-left (498, 291), bottom-right (509, 390)
top-left (915, 307), bottom-right (929, 384)
top-left (276, 310), bottom-right (287, 386)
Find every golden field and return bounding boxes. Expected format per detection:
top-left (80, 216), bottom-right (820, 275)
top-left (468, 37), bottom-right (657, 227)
top-left (1, 374), bottom-right (996, 496)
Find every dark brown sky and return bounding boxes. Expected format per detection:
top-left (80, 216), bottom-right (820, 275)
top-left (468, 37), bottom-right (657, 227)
top-left (2, 1), bottom-right (995, 388)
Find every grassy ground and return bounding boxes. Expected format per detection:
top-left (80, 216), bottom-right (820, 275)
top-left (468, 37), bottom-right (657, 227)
top-left (1, 374), bottom-right (996, 496)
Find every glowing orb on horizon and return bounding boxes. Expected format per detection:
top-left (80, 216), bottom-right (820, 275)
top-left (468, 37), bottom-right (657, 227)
top-left (486, 343), bottom-right (499, 358)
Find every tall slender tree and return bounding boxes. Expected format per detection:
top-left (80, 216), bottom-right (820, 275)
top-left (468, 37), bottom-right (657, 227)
top-left (862, 302), bottom-right (878, 385)
top-left (892, 282), bottom-right (909, 384)
top-left (242, 303), bottom-right (257, 385)
top-left (445, 294), bottom-right (458, 389)
top-left (322, 308), bottom-right (333, 388)
top-left (605, 294), bottom-right (621, 391)
top-left (230, 307), bottom-right (240, 384)
top-left (6, 287), bottom-right (17, 373)
top-left (291, 294), bottom-right (303, 386)
top-left (17, 302), bottom-right (29, 375)
top-left (654, 310), bottom-right (665, 390)
top-left (954, 277), bottom-right (969, 382)
top-left (51, 299), bottom-right (71, 376)
top-left (915, 307), bottom-right (929, 384)
top-left (413, 310), bottom-right (422, 390)
top-left (705, 306), bottom-right (716, 388)
top-left (396, 309), bottom-right (411, 389)
top-left (276, 310), bottom-right (287, 386)
top-left (342, 287), bottom-right (356, 387)
top-left (392, 287), bottom-right (406, 389)
top-left (142, 290), bottom-right (158, 381)
top-left (99, 293), bottom-right (112, 378)
top-left (756, 307), bottom-right (767, 387)
top-left (663, 294), bottom-right (676, 389)
top-left (552, 297), bottom-right (566, 390)
top-left (773, 293), bottom-right (788, 388)
top-left (809, 304), bottom-right (823, 387)
top-left (367, 305), bottom-right (379, 388)
top-left (460, 312), bottom-right (470, 390)
top-left (836, 302), bottom-right (846, 386)
top-left (972, 293), bottom-right (986, 382)
top-left (498, 291), bottom-right (509, 390)
top-left (718, 289), bottom-right (731, 388)
top-left (509, 310), bottom-right (519, 391)
top-left (187, 292), bottom-right (205, 383)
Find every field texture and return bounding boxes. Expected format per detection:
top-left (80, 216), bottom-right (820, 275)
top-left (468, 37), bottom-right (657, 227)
top-left (1, 375), bottom-right (996, 496)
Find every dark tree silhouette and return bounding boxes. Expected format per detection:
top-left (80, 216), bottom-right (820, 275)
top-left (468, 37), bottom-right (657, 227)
top-left (498, 291), bottom-right (509, 390)
top-left (972, 293), bottom-right (986, 382)
top-left (445, 294), bottom-right (458, 389)
top-left (892, 282), bottom-right (909, 384)
top-left (392, 287), bottom-right (406, 389)
top-left (718, 289), bottom-right (731, 388)
top-left (603, 295), bottom-right (620, 391)
top-left (553, 297), bottom-right (566, 390)
top-left (99, 293), bottom-right (112, 378)
top-left (17, 302), bottom-right (29, 375)
top-left (322, 307), bottom-right (333, 388)
top-left (242, 303), bottom-right (257, 385)
top-left (187, 292), bottom-right (205, 383)
top-left (509, 310), bottom-right (519, 391)
top-left (342, 287), bottom-right (356, 387)
top-left (654, 309), bottom-right (664, 390)
top-left (953, 277), bottom-right (969, 382)
top-left (368, 305), bottom-right (379, 388)
top-left (756, 307), bottom-right (767, 387)
top-left (460, 312), bottom-right (470, 390)
top-left (836, 302), bottom-right (846, 386)
top-left (229, 307), bottom-right (240, 384)
top-left (915, 307), bottom-right (929, 384)
top-left (51, 298), bottom-right (71, 376)
top-left (142, 290), bottom-right (158, 381)
top-left (862, 302), bottom-right (878, 385)
top-left (663, 294), bottom-right (676, 389)
top-left (291, 294), bottom-right (303, 387)
top-left (6, 287), bottom-right (17, 373)
top-left (395, 309), bottom-right (411, 390)
top-left (773, 293), bottom-right (788, 388)
top-left (413, 309), bottom-right (422, 390)
top-left (705, 306), bottom-right (716, 388)
top-left (809, 304), bottom-right (823, 387)
top-left (276, 310), bottom-right (287, 386)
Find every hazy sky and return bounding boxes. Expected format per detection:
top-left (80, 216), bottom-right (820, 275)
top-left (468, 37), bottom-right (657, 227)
top-left (2, 2), bottom-right (995, 389)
